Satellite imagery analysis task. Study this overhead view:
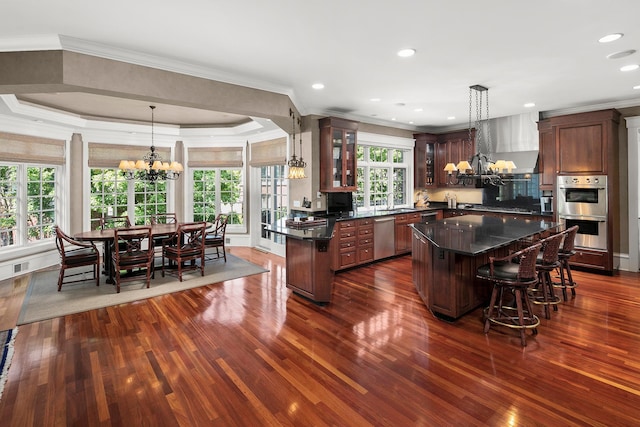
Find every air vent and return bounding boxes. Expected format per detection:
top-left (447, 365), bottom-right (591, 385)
top-left (14, 262), bottom-right (28, 273)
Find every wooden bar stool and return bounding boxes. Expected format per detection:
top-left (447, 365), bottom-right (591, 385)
top-left (477, 243), bottom-right (542, 346)
top-left (553, 225), bottom-right (579, 301)
top-left (532, 232), bottom-right (564, 319)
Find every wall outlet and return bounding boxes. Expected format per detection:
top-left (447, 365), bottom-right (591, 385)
top-left (316, 201), bottom-right (322, 208)
top-left (293, 200), bottom-right (301, 207)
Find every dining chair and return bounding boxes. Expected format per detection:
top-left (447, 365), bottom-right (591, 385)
top-left (111, 226), bottom-right (154, 293)
top-left (202, 214), bottom-right (228, 262)
top-left (150, 213), bottom-right (178, 270)
top-left (161, 221), bottom-right (207, 282)
top-left (54, 226), bottom-right (101, 291)
top-left (100, 215), bottom-right (131, 229)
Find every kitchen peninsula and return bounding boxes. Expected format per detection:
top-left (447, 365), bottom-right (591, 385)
top-left (411, 215), bottom-right (557, 320)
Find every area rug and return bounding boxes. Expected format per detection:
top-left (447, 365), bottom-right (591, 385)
top-left (17, 254), bottom-right (268, 325)
top-left (0, 327), bottom-right (18, 401)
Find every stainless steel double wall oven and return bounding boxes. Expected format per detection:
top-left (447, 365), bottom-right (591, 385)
top-left (557, 175), bottom-right (608, 250)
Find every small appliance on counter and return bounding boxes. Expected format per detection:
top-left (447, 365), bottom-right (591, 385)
top-left (540, 196), bottom-right (553, 214)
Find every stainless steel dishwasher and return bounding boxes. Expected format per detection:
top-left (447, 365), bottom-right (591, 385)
top-left (374, 216), bottom-right (395, 260)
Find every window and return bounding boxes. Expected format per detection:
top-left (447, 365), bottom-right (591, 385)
top-left (89, 169), bottom-right (167, 229)
top-left (192, 169), bottom-right (244, 229)
top-left (355, 145), bottom-right (410, 210)
top-left (90, 169), bottom-right (128, 230)
top-left (0, 163), bottom-right (58, 249)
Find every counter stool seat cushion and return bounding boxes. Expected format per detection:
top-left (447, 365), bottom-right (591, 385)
top-left (477, 242), bottom-right (542, 347)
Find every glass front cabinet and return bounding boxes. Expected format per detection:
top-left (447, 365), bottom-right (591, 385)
top-left (413, 133), bottom-right (438, 188)
top-left (319, 117), bottom-right (358, 192)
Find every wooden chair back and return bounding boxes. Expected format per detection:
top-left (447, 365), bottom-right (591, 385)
top-left (100, 215), bottom-right (131, 230)
top-left (111, 226), bottom-right (154, 293)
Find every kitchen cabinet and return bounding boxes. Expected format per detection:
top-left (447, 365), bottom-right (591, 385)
top-left (436, 130), bottom-right (475, 187)
top-left (538, 109), bottom-right (619, 273)
top-left (395, 212), bottom-right (422, 254)
top-left (319, 117), bottom-right (358, 192)
top-left (413, 133), bottom-right (438, 188)
top-left (548, 109), bottom-right (619, 175)
top-left (537, 119), bottom-right (555, 190)
top-left (331, 218), bottom-right (375, 270)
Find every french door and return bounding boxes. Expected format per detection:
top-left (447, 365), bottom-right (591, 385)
top-left (253, 165), bottom-right (287, 256)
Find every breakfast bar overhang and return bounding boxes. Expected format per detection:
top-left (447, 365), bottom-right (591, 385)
top-left (410, 215), bottom-right (557, 320)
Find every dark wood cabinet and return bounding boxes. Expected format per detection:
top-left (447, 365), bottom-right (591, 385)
top-left (555, 111), bottom-right (618, 175)
top-left (436, 130), bottom-right (475, 187)
top-left (319, 117), bottom-right (358, 192)
top-left (395, 212), bottom-right (421, 254)
top-left (413, 133), bottom-right (437, 188)
top-left (286, 238), bottom-right (334, 303)
top-left (538, 109), bottom-right (619, 273)
top-left (331, 218), bottom-right (374, 271)
top-left (537, 119), bottom-right (555, 190)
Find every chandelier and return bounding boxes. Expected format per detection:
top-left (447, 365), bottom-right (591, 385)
top-left (443, 85), bottom-right (514, 186)
top-left (287, 108), bottom-right (307, 179)
top-left (118, 105), bottom-right (183, 182)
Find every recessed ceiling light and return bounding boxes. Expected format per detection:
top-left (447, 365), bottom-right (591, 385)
top-left (621, 64), bottom-right (639, 72)
top-left (634, 85), bottom-right (640, 90)
top-left (370, 98), bottom-right (381, 102)
top-left (391, 117), bottom-right (397, 121)
top-left (408, 121), bottom-right (414, 124)
top-left (599, 33), bottom-right (623, 43)
top-left (607, 49), bottom-right (637, 60)
top-left (397, 48), bottom-right (416, 58)
top-left (524, 102), bottom-right (536, 108)
top-left (312, 83), bottom-right (325, 90)
top-left (447, 116), bottom-right (456, 120)
top-left (414, 108), bottom-right (423, 112)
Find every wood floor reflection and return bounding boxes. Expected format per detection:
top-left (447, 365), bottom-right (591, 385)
top-left (1, 247), bottom-right (640, 426)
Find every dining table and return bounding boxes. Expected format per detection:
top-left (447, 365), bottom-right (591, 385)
top-left (74, 223), bottom-right (186, 284)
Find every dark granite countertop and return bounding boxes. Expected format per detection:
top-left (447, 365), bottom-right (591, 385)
top-left (268, 218), bottom-right (336, 241)
top-left (410, 214), bottom-right (558, 256)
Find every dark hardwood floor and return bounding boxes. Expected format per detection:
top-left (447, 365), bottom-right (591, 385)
top-left (1, 247), bottom-right (640, 426)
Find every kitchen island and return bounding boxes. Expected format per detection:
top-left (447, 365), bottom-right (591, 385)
top-left (410, 214), bottom-right (557, 320)
top-left (269, 218), bottom-right (336, 303)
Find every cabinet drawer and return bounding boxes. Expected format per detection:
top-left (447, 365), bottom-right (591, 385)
top-left (339, 250), bottom-right (357, 268)
top-left (339, 220), bottom-right (356, 229)
top-left (395, 214), bottom-right (407, 223)
top-left (339, 240), bottom-right (356, 251)
top-left (339, 230), bottom-right (357, 239)
top-left (360, 236), bottom-right (374, 246)
top-left (358, 225), bottom-right (373, 237)
top-left (360, 218), bottom-right (374, 226)
top-left (572, 249), bottom-right (607, 269)
top-left (358, 245), bottom-right (374, 263)
top-left (407, 213), bottom-right (421, 222)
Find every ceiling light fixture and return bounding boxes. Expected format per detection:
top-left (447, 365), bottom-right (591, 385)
top-left (312, 83), bottom-right (325, 90)
top-left (607, 49), bottom-right (637, 59)
top-left (621, 64), bottom-right (639, 72)
top-left (634, 85), bottom-right (640, 90)
top-left (443, 85), bottom-right (511, 187)
top-left (287, 109), bottom-right (306, 179)
top-left (524, 102), bottom-right (536, 108)
top-left (118, 106), bottom-right (183, 182)
top-left (397, 48), bottom-right (416, 58)
top-left (599, 33), bottom-right (623, 43)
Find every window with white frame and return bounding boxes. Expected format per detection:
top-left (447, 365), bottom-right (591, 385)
top-left (89, 168), bottom-right (167, 229)
top-left (0, 163), bottom-right (58, 249)
top-left (355, 145), bottom-right (410, 210)
top-left (192, 169), bottom-right (244, 229)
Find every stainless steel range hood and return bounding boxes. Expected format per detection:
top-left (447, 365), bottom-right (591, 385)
top-left (480, 111), bottom-right (540, 173)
